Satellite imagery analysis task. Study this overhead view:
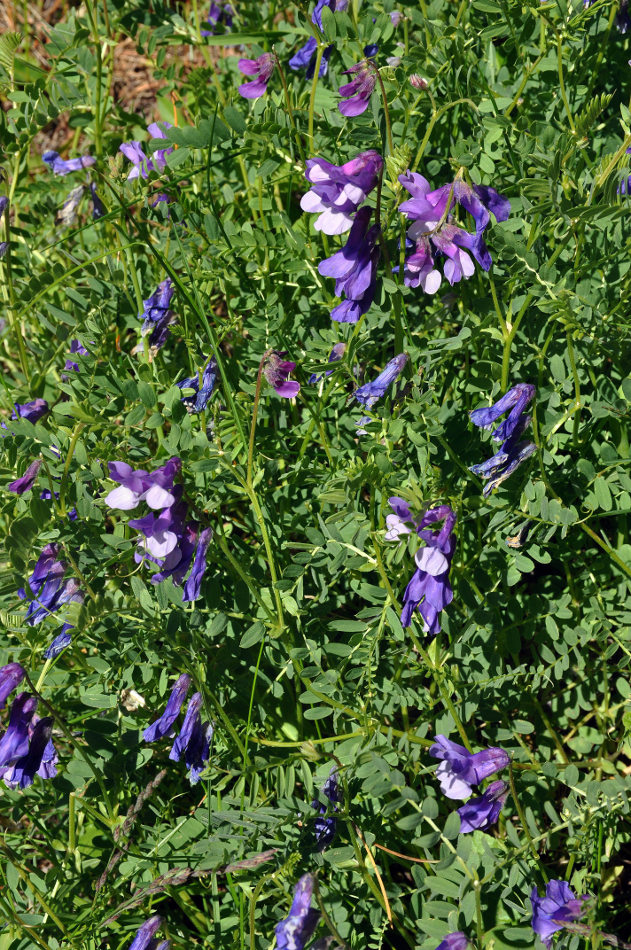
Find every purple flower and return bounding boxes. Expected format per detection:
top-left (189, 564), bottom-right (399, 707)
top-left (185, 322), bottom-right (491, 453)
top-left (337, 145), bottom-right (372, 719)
top-left (12, 399), bottom-right (49, 422)
top-left (470, 384), bottom-right (536, 496)
top-left (338, 59), bottom-right (377, 117)
top-left (138, 277), bottom-right (175, 348)
top-left (182, 527), bottom-right (212, 603)
top-left (0, 663), bottom-right (25, 708)
top-left (120, 123), bottom-right (173, 181)
top-left (127, 915), bottom-right (168, 950)
top-left (400, 505), bottom-right (456, 633)
top-left (201, 0), bottom-right (233, 35)
top-left (170, 692), bottom-right (212, 783)
top-left (238, 53), bottom-right (275, 100)
top-left (429, 735), bottom-right (510, 800)
top-left (43, 629), bottom-right (73, 659)
top-left (289, 0), bottom-right (347, 78)
top-left (275, 874), bottom-right (320, 950)
top-left (301, 150), bottom-right (383, 235)
top-left (435, 934), bottom-right (469, 950)
top-left (309, 342), bottom-right (346, 384)
top-left (458, 779), bottom-right (509, 833)
top-left (0, 242), bottom-right (7, 259)
top-left (312, 765), bottom-right (341, 849)
top-left (143, 673), bottom-right (191, 742)
top-left (398, 172), bottom-right (509, 292)
top-left (150, 521), bottom-right (198, 586)
top-left (530, 880), bottom-right (589, 947)
top-left (263, 351), bottom-right (300, 398)
top-left (64, 339), bottom-right (89, 373)
top-left (390, 10), bottom-right (404, 26)
top-left (617, 0), bottom-right (630, 32)
top-left (384, 496), bottom-right (426, 541)
top-left (130, 506), bottom-right (183, 560)
top-left (1, 716), bottom-right (55, 789)
top-left (42, 151), bottom-right (95, 176)
top-left (8, 459), bottom-right (42, 495)
top-left (353, 353), bottom-right (408, 409)
top-left (177, 357), bottom-right (218, 412)
top-left (470, 383), bottom-right (535, 441)
top-left (0, 693), bottom-right (37, 766)
top-left (0, 197), bottom-right (7, 216)
top-left (318, 206), bottom-right (380, 323)
top-left (105, 457), bottom-right (181, 511)
top-left (90, 183), bottom-right (106, 220)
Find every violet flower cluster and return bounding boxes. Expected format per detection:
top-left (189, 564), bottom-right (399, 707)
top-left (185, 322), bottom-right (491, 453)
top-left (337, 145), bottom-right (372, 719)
top-left (120, 123), bottom-right (173, 180)
top-left (201, 0), bottom-right (233, 35)
top-left (386, 498), bottom-right (456, 634)
top-left (177, 356), bottom-right (218, 412)
top-left (530, 880), bottom-right (589, 946)
top-left (469, 383), bottom-right (536, 495)
top-left (430, 735), bottom-right (510, 834)
top-left (0, 663), bottom-right (58, 790)
top-left (105, 457), bottom-right (212, 603)
top-left (318, 206), bottom-right (380, 323)
top-left (17, 543), bottom-right (84, 659)
top-left (126, 914), bottom-right (170, 950)
top-left (139, 277), bottom-right (176, 349)
top-left (143, 674), bottom-right (212, 784)
top-left (289, 0), bottom-right (347, 78)
top-left (338, 55), bottom-right (377, 117)
top-left (398, 172), bottom-right (510, 292)
top-left (312, 765), bottom-right (341, 850)
top-left (275, 873), bottom-right (320, 950)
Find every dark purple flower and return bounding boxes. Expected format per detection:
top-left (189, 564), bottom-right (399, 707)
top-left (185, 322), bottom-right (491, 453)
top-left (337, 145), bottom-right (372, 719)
top-left (182, 526), bottom-right (212, 603)
top-left (470, 383), bottom-right (535, 442)
top-left (64, 339), bottom-right (89, 373)
top-left (318, 206), bottom-right (380, 323)
top-left (8, 459), bottom-right (42, 495)
top-left (1, 716), bottom-right (55, 789)
top-left (620, 146), bottom-right (631, 197)
top-left (275, 874), bottom-right (320, 950)
top-left (43, 628), bottom-right (73, 659)
top-left (43, 151), bottom-right (95, 176)
top-left (105, 457), bottom-right (181, 511)
top-left (0, 693), bottom-right (37, 766)
top-left (0, 197), bottom-right (7, 216)
top-left (12, 399), bottom-right (49, 422)
top-left (177, 357), bottom-right (218, 412)
top-left (363, 43), bottom-right (379, 57)
top-left (458, 779), bottom-right (508, 833)
top-left (201, 0), bottom-right (233, 35)
top-left (150, 521), bottom-right (198, 586)
top-left (238, 53), bottom-right (275, 100)
top-left (289, 0), bottom-right (348, 77)
top-left (309, 342), bottom-right (346, 384)
top-left (338, 59), bottom-right (377, 117)
top-left (400, 505), bottom-right (456, 633)
top-left (0, 663), bottom-right (25, 708)
top-left (617, 0), bottom-right (630, 32)
top-left (140, 277), bottom-right (174, 325)
top-left (0, 242), bottom-right (7, 259)
top-left (530, 880), bottom-right (589, 947)
top-left (263, 351), bottom-right (300, 398)
top-left (120, 123), bottom-right (173, 180)
top-left (398, 172), bottom-right (509, 291)
top-left (430, 735), bottom-right (510, 799)
top-left (127, 915), bottom-right (166, 950)
top-left (470, 384), bottom-right (536, 496)
top-left (170, 692), bottom-right (212, 784)
top-left (312, 765), bottom-right (341, 849)
top-left (90, 183), bottom-right (106, 220)
top-left (301, 150), bottom-right (383, 234)
top-left (435, 934), bottom-right (469, 950)
top-left (143, 673), bottom-right (191, 742)
top-left (353, 353), bottom-right (408, 409)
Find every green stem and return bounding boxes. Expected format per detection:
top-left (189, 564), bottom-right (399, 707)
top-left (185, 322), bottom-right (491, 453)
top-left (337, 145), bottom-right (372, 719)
top-left (247, 355), bottom-right (268, 488)
top-left (556, 34), bottom-right (574, 131)
top-left (565, 331), bottom-right (582, 446)
top-left (307, 44), bottom-right (325, 147)
top-left (2, 153), bottom-right (30, 381)
top-left (371, 63), bottom-right (394, 155)
top-left (273, 51), bottom-right (305, 165)
top-left (58, 422), bottom-right (85, 517)
top-left (508, 762), bottom-right (546, 873)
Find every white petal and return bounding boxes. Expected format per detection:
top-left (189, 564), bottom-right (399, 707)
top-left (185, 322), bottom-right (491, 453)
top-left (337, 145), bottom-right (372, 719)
top-left (459, 250), bottom-right (475, 277)
top-left (300, 191), bottom-right (326, 213)
top-left (105, 486), bottom-right (140, 510)
top-left (436, 761), bottom-right (473, 800)
top-left (422, 269), bottom-right (442, 294)
top-left (334, 183), bottom-right (365, 206)
top-left (145, 531), bottom-right (178, 558)
top-left (415, 546), bottom-right (448, 576)
top-left (307, 163), bottom-right (332, 183)
top-left (314, 209), bottom-right (353, 235)
top-left (145, 485), bottom-right (175, 509)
